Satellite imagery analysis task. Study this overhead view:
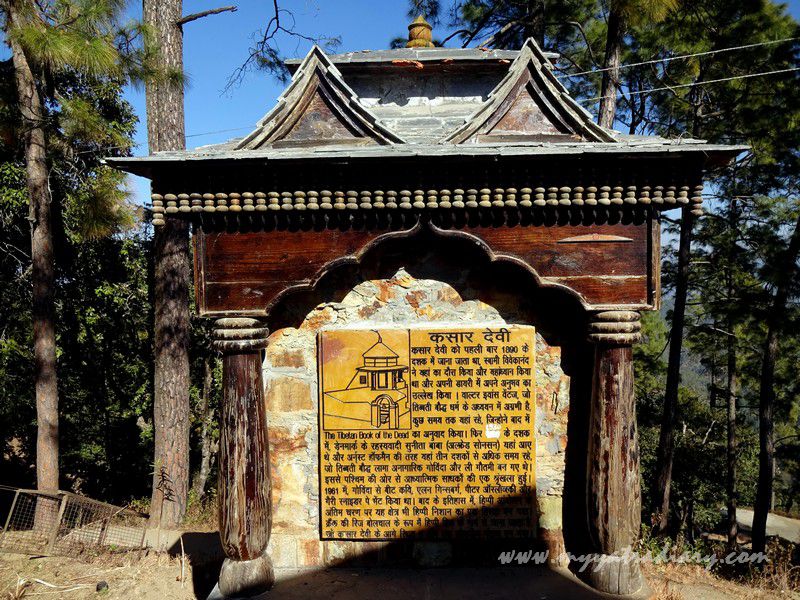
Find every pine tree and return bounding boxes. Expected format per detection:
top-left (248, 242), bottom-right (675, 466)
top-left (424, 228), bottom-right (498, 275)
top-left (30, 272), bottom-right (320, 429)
top-left (1, 0), bottom-right (141, 498)
top-left (596, 0), bottom-right (678, 128)
top-left (142, 0), bottom-right (236, 528)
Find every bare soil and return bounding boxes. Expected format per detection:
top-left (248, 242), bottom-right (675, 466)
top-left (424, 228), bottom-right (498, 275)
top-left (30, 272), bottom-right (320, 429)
top-left (1, 551), bottom-right (796, 600)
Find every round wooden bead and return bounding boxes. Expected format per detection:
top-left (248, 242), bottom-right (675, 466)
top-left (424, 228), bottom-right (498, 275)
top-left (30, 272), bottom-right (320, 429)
top-left (319, 190), bottom-right (333, 210)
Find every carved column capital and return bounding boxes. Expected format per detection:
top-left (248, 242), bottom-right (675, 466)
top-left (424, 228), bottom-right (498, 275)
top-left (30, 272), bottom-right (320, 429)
top-left (587, 310), bottom-right (641, 345)
top-left (212, 318), bottom-right (269, 353)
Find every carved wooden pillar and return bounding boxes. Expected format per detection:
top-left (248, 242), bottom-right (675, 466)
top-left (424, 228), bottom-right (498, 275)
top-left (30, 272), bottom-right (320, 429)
top-left (584, 310), bottom-right (645, 597)
top-left (212, 318), bottom-right (273, 598)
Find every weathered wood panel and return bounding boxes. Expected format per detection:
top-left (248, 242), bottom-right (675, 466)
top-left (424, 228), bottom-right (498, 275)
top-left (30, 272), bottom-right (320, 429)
top-left (195, 220), bottom-right (653, 316)
top-left (218, 352), bottom-right (272, 562)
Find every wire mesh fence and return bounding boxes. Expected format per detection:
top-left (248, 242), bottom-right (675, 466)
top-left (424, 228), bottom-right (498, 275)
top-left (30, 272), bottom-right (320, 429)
top-left (0, 486), bottom-right (148, 557)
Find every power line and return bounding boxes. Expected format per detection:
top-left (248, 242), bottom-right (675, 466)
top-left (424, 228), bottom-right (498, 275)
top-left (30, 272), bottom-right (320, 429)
top-left (79, 126), bottom-right (253, 156)
top-left (185, 126), bottom-right (252, 138)
top-left (580, 66), bottom-right (800, 104)
top-left (557, 36), bottom-right (798, 79)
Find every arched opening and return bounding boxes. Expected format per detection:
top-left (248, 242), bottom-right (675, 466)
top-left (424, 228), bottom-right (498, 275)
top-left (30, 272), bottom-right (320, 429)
top-left (371, 395), bottom-right (398, 429)
top-left (261, 224), bottom-right (596, 572)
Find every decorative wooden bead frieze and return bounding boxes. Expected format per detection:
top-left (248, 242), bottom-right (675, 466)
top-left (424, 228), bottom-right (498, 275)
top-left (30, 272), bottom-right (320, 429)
top-left (212, 318), bottom-right (270, 354)
top-left (690, 183), bottom-right (704, 217)
top-left (559, 186), bottom-right (571, 206)
top-left (320, 190), bottom-right (332, 209)
top-left (678, 185), bottom-right (690, 205)
top-left (585, 186), bottom-right (597, 206)
top-left (346, 190), bottom-right (359, 210)
top-left (598, 186), bottom-right (611, 206)
top-left (165, 193), bottom-right (178, 214)
top-left (149, 181), bottom-right (698, 223)
top-left (611, 185), bottom-right (624, 205)
top-left (399, 190), bottom-right (412, 210)
top-left (572, 186), bottom-right (584, 206)
top-left (333, 191), bottom-right (346, 210)
top-left (479, 188), bottom-right (492, 208)
top-left (664, 185), bottom-right (676, 205)
top-left (150, 194), bottom-right (166, 226)
top-left (546, 186), bottom-right (558, 206)
top-left (253, 193), bottom-right (265, 211)
top-left (519, 187), bottom-right (532, 207)
top-left (413, 189), bottom-right (425, 209)
top-left (652, 185), bottom-right (664, 205)
top-left (505, 187), bottom-right (517, 208)
top-left (588, 310), bottom-right (642, 345)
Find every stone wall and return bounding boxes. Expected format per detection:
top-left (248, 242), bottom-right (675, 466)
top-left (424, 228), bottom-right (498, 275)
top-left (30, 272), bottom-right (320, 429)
top-left (263, 269), bottom-right (569, 578)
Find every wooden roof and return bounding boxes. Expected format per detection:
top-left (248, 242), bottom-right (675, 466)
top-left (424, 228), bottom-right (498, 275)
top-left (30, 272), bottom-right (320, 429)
top-left (235, 45), bottom-right (404, 149)
top-left (445, 39), bottom-right (616, 144)
top-left (108, 40), bottom-right (747, 192)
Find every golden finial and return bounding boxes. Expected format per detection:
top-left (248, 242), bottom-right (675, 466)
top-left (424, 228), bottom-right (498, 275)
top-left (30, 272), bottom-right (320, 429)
top-left (406, 15), bottom-right (434, 48)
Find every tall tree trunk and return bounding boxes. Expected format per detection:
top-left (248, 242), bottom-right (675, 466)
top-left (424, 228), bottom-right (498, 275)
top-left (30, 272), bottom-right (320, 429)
top-left (5, 2), bottom-right (60, 495)
top-left (144, 0), bottom-right (191, 528)
top-left (651, 207), bottom-right (693, 533)
top-left (725, 201), bottom-right (739, 549)
top-left (597, 8), bottom-right (623, 129)
top-left (192, 355), bottom-right (217, 500)
top-left (524, 0), bottom-right (546, 47)
top-left (725, 316), bottom-right (738, 548)
top-left (752, 212), bottom-right (800, 553)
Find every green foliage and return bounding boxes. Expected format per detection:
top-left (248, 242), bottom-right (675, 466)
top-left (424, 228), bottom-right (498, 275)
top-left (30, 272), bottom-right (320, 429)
top-left (0, 0), bottom-right (156, 500)
top-left (7, 0), bottom-right (143, 79)
top-left (64, 166), bottom-right (134, 239)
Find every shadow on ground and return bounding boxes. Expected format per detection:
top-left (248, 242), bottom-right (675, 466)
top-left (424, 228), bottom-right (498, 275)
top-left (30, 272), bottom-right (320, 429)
top-left (168, 532), bottom-right (618, 600)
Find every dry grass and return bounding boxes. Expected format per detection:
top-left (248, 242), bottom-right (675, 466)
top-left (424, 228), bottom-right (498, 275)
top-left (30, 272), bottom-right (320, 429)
top-left (739, 541), bottom-right (800, 596)
top-left (647, 568), bottom-right (685, 600)
top-left (0, 550), bottom-right (197, 600)
top-left (645, 557), bottom-right (800, 600)
top-left (180, 494), bottom-right (218, 532)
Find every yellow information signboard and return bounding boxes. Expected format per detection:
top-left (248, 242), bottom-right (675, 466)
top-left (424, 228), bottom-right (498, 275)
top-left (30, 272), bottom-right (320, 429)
top-left (317, 326), bottom-right (536, 540)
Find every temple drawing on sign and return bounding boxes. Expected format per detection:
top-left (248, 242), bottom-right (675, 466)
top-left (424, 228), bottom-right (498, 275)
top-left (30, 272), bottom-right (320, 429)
top-left (321, 331), bottom-right (410, 430)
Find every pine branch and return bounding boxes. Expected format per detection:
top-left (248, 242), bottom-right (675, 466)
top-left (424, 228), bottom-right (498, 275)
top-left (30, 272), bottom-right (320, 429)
top-left (177, 6), bottom-right (237, 27)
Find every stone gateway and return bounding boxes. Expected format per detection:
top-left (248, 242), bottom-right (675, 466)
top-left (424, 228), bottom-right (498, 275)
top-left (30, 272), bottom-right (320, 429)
top-left (108, 16), bottom-right (743, 600)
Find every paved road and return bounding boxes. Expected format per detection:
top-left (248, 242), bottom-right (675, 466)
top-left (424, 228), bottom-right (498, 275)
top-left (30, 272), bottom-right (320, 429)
top-left (736, 508), bottom-right (800, 543)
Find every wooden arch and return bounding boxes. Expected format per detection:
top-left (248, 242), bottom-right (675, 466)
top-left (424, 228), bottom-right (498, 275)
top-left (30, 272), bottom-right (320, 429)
top-left (196, 207), bottom-right (646, 596)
